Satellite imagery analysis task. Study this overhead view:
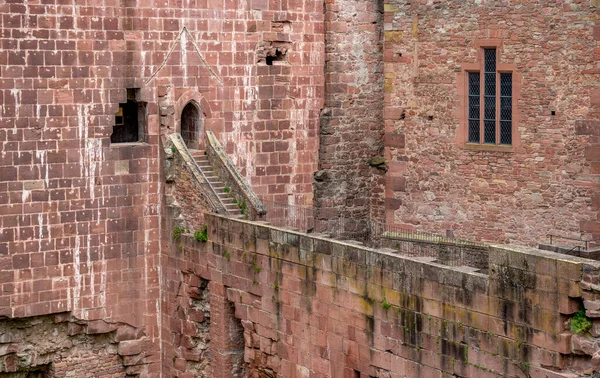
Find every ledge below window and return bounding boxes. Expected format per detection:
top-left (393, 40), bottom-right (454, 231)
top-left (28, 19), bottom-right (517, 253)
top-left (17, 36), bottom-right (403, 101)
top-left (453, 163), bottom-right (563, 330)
top-left (109, 142), bottom-right (149, 147)
top-left (463, 143), bottom-right (514, 153)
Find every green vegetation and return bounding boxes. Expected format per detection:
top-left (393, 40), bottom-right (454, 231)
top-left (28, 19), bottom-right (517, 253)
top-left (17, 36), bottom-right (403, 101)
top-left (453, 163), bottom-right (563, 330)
top-left (237, 199), bottom-right (248, 218)
top-left (571, 309), bottom-right (592, 335)
top-left (225, 251), bottom-right (231, 261)
top-left (273, 282), bottom-right (279, 291)
top-left (172, 225), bottom-right (185, 241)
top-left (194, 225), bottom-right (208, 242)
top-left (224, 186), bottom-right (230, 193)
top-left (381, 297), bottom-right (391, 311)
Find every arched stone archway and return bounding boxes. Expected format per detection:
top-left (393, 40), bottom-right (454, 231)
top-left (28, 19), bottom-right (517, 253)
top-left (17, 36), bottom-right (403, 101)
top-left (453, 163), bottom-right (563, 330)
top-left (180, 102), bottom-right (203, 150)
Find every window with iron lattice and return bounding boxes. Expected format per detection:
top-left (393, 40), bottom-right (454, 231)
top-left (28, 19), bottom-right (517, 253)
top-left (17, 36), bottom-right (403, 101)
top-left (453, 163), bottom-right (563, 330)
top-left (467, 48), bottom-right (513, 146)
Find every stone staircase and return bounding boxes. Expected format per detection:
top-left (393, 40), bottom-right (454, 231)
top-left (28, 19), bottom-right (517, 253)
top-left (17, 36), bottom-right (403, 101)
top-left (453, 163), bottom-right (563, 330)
top-left (189, 149), bottom-right (243, 216)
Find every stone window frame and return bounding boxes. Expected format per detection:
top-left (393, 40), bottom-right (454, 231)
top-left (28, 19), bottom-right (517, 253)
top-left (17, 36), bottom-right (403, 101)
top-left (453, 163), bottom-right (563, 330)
top-left (456, 40), bottom-right (521, 152)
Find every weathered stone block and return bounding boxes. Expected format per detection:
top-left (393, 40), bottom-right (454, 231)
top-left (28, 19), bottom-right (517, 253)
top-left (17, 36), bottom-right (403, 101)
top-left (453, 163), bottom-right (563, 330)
top-left (118, 340), bottom-right (143, 356)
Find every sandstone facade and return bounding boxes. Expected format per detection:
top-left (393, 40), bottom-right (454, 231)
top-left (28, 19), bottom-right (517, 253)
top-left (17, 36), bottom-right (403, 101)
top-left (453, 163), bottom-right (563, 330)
top-left (2, 0), bottom-right (600, 377)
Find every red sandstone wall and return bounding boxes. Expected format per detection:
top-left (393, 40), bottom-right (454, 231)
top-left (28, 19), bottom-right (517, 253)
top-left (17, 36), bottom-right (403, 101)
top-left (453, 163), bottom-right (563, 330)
top-left (0, 3), bottom-right (163, 362)
top-left (151, 1), bottom-right (323, 205)
top-left (315, 0), bottom-right (385, 221)
top-left (180, 213), bottom-right (600, 377)
top-left (0, 1), bottom-right (323, 376)
top-left (383, 1), bottom-right (600, 245)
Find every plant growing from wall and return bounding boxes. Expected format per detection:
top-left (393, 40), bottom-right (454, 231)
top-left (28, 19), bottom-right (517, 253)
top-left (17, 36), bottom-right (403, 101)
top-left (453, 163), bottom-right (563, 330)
top-left (250, 254), bottom-right (262, 284)
top-left (172, 225), bottom-right (185, 241)
top-left (381, 297), bottom-right (391, 311)
top-left (224, 186), bottom-right (230, 193)
top-left (194, 225), bottom-right (208, 242)
top-left (237, 199), bottom-right (248, 217)
top-left (571, 309), bottom-right (592, 335)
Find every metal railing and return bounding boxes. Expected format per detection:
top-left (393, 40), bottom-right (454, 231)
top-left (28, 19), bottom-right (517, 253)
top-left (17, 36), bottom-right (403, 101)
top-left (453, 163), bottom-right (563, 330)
top-left (261, 200), bottom-right (490, 269)
top-left (376, 223), bottom-right (489, 269)
top-left (546, 234), bottom-right (600, 251)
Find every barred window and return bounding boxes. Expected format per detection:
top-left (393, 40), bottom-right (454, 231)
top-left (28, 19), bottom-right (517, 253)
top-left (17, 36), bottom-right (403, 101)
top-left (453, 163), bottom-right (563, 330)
top-left (467, 48), bottom-right (513, 146)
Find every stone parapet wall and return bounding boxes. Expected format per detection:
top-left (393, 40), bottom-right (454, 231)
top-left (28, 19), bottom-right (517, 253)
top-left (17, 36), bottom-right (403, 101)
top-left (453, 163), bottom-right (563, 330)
top-left (174, 213), bottom-right (600, 377)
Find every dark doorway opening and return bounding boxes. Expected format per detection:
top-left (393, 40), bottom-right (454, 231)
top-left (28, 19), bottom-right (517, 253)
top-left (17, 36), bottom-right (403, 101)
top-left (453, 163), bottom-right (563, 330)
top-left (111, 88), bottom-right (147, 144)
top-left (181, 102), bottom-right (202, 150)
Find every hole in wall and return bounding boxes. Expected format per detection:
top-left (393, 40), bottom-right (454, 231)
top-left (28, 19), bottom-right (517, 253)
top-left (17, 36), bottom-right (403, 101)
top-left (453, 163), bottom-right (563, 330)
top-left (111, 88), bottom-right (147, 144)
top-left (266, 49), bottom-right (284, 65)
top-left (257, 41), bottom-right (291, 65)
top-left (427, 115), bottom-right (434, 121)
top-left (0, 364), bottom-right (51, 378)
top-left (551, 110), bottom-right (556, 116)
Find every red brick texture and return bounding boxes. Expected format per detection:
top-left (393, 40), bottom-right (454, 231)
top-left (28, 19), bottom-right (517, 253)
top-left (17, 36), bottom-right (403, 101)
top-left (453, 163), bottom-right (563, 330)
top-left (1, 0), bottom-right (322, 375)
top-left (177, 214), bottom-right (600, 377)
top-left (383, 1), bottom-right (600, 245)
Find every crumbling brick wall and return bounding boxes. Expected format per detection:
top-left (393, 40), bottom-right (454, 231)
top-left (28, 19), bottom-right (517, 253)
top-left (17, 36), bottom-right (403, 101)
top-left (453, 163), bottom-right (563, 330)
top-left (383, 1), bottom-right (600, 245)
top-left (0, 314), bottom-right (146, 377)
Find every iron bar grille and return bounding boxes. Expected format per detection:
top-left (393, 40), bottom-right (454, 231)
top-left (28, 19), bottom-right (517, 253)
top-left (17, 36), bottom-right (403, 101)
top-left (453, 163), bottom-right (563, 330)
top-left (500, 73), bottom-right (512, 145)
top-left (468, 72), bottom-right (480, 143)
top-left (483, 49), bottom-right (496, 144)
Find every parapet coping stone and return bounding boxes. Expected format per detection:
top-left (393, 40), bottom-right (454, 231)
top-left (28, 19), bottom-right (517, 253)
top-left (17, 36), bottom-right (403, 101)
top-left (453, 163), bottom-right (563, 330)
top-left (209, 213), bottom-right (493, 278)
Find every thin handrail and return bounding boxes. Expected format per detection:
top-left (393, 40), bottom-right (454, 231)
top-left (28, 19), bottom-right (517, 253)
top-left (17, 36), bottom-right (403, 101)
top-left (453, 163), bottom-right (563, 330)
top-left (547, 234), bottom-right (600, 251)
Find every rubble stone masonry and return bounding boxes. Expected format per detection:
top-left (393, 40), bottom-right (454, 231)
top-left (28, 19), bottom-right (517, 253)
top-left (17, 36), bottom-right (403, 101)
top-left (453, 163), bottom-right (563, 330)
top-left (383, 1), bottom-right (600, 245)
top-left (315, 0), bottom-right (385, 221)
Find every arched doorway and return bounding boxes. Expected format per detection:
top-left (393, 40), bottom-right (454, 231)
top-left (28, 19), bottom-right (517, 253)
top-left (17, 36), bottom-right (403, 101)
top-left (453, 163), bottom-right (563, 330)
top-left (180, 102), bottom-right (202, 150)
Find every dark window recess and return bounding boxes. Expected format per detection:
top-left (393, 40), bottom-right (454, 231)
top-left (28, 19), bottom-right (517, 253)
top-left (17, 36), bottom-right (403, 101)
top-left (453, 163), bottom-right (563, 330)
top-left (111, 88), bottom-right (147, 144)
top-left (483, 49), bottom-right (496, 144)
top-left (468, 72), bottom-right (480, 143)
top-left (500, 72), bottom-right (512, 145)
